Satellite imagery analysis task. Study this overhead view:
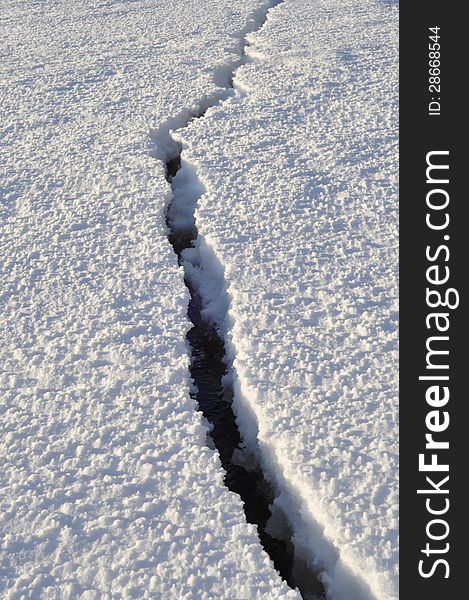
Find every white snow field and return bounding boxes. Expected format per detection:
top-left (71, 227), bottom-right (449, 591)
top-left (1, 0), bottom-right (398, 598)
top-left (0, 1), bottom-right (300, 598)
top-left (174, 0), bottom-right (399, 599)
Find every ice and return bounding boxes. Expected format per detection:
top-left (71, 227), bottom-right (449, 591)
top-left (0, 1), bottom-right (300, 598)
top-left (2, 0), bottom-right (398, 597)
top-left (174, 0), bottom-right (399, 599)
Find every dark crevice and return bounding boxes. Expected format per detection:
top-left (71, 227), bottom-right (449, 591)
top-left (161, 2), bottom-right (327, 599)
top-left (164, 146), bottom-right (326, 600)
top-left (165, 157), bottom-right (299, 589)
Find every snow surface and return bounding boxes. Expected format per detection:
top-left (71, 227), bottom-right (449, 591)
top-left (175, 1), bottom-right (399, 599)
top-left (0, 1), bottom-right (300, 598)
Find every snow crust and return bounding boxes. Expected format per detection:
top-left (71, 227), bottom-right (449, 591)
top-left (175, 1), bottom-right (399, 598)
top-left (0, 1), bottom-right (299, 598)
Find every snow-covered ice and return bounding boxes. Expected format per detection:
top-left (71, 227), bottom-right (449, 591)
top-left (1, 0), bottom-right (398, 598)
top-left (174, 0), bottom-right (399, 599)
top-left (0, 1), bottom-right (300, 598)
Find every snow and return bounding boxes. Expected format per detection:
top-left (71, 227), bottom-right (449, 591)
top-left (174, 0), bottom-right (399, 599)
top-left (0, 1), bottom-right (300, 598)
top-left (2, 0), bottom-right (398, 597)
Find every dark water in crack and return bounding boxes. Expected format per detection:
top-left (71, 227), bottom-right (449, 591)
top-left (165, 157), bottom-right (326, 599)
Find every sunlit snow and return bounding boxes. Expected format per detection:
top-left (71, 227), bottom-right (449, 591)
top-left (1, 0), bottom-right (398, 598)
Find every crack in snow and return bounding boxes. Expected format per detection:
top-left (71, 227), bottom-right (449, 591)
top-left (154, 2), bottom-right (327, 598)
